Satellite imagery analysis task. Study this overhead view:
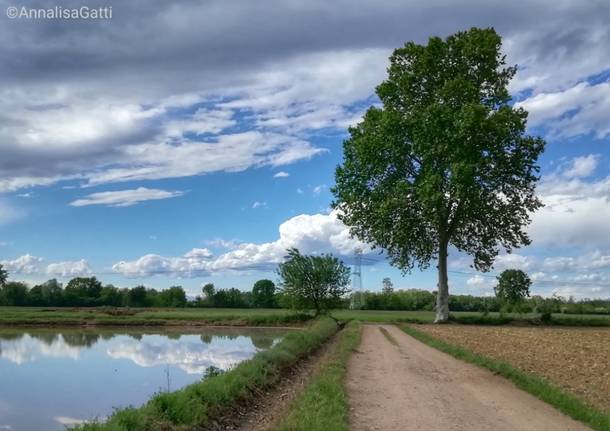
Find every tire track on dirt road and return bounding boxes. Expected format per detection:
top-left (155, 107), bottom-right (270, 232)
top-left (345, 324), bottom-right (591, 431)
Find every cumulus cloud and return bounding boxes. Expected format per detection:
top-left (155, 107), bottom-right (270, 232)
top-left (113, 211), bottom-right (368, 277)
top-left (70, 187), bottom-right (185, 207)
top-left (112, 248), bottom-right (214, 278)
top-left (273, 171), bottom-right (290, 178)
top-left (0, 254), bottom-right (43, 274)
top-left (46, 260), bottom-right (92, 277)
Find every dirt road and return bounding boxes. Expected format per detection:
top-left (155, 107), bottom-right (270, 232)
top-left (345, 324), bottom-right (591, 431)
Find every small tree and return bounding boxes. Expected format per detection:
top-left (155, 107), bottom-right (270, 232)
top-left (277, 248), bottom-right (351, 315)
top-left (382, 277), bottom-right (394, 294)
top-left (252, 279), bottom-right (276, 308)
top-left (495, 269), bottom-right (531, 311)
top-left (202, 283), bottom-right (215, 298)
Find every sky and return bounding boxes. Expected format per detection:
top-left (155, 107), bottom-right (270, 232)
top-left (0, 0), bottom-right (609, 299)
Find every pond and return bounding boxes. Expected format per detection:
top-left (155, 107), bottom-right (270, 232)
top-left (0, 326), bottom-right (289, 431)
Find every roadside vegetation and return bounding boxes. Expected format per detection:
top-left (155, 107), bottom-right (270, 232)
top-left (273, 321), bottom-right (361, 431)
top-left (0, 306), bottom-right (310, 326)
top-left (401, 324), bottom-right (610, 431)
top-left (77, 317), bottom-right (339, 430)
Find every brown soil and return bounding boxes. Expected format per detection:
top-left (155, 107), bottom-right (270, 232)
top-left (201, 332), bottom-right (339, 431)
top-left (417, 324), bottom-right (610, 411)
top-left (345, 324), bottom-right (592, 431)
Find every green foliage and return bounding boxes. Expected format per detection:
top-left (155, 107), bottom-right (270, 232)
top-left (495, 269), bottom-right (531, 308)
top-left (158, 286), bottom-right (187, 307)
top-left (252, 279), bottom-right (277, 308)
top-left (0, 281), bottom-right (29, 306)
top-left (333, 28), bottom-right (545, 322)
top-left (202, 282), bottom-right (215, 299)
top-left (274, 321), bottom-right (362, 431)
top-left (381, 277), bottom-right (394, 294)
top-left (401, 325), bottom-right (610, 431)
top-left (127, 285), bottom-right (148, 307)
top-left (278, 248), bottom-right (351, 315)
top-left (0, 264), bottom-right (7, 287)
top-left (0, 307), bottom-right (313, 326)
top-left (77, 317), bottom-right (338, 430)
top-left (203, 365), bottom-right (225, 379)
top-left (358, 289), bottom-right (436, 311)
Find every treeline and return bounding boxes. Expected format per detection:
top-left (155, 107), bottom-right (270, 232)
top-left (0, 277), bottom-right (189, 307)
top-left (353, 289), bottom-right (610, 315)
top-left (0, 274), bottom-right (280, 308)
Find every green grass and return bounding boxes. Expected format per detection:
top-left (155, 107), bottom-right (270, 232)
top-left (332, 309), bottom-right (610, 326)
top-left (76, 317), bottom-right (338, 431)
top-left (1, 307), bottom-right (608, 327)
top-left (273, 321), bottom-right (362, 431)
top-left (0, 306), bottom-right (311, 326)
top-left (401, 324), bottom-right (610, 431)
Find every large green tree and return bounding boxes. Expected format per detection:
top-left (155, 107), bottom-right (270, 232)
top-left (277, 248), bottom-right (350, 315)
top-left (333, 28), bottom-right (544, 322)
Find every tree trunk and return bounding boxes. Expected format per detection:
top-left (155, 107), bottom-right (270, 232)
top-left (434, 240), bottom-right (450, 323)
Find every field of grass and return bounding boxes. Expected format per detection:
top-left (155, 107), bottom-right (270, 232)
top-left (1, 307), bottom-right (608, 327)
top-left (402, 324), bottom-right (610, 431)
top-left (273, 321), bottom-right (361, 431)
top-left (77, 317), bottom-right (338, 430)
top-left (0, 306), bottom-right (310, 326)
top-left (333, 309), bottom-right (610, 326)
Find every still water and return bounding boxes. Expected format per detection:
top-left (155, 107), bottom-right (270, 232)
top-left (0, 326), bottom-right (288, 431)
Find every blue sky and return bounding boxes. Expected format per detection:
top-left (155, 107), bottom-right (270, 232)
top-left (1, 0), bottom-right (609, 299)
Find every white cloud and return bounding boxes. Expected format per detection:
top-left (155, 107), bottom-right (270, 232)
top-left (113, 211), bottom-right (368, 277)
top-left (252, 201), bottom-right (267, 209)
top-left (203, 238), bottom-right (240, 250)
top-left (0, 254), bottom-right (44, 274)
top-left (82, 132), bottom-right (324, 187)
top-left (312, 184), bottom-right (326, 196)
top-left (0, 199), bottom-right (23, 225)
top-left (46, 260), bottom-right (92, 277)
top-left (54, 417), bottom-right (86, 427)
top-left (165, 108), bottom-right (235, 137)
top-left (112, 248), bottom-right (214, 278)
top-left (562, 154), bottom-right (599, 178)
top-left (106, 334), bottom-right (264, 374)
top-left (530, 168), bottom-right (610, 248)
top-left (273, 171), bottom-right (290, 178)
top-left (516, 81), bottom-right (610, 139)
top-left (70, 187), bottom-right (185, 207)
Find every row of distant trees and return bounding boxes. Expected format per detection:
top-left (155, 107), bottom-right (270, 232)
top-left (368, 272), bottom-right (610, 315)
top-left (0, 274), bottom-right (282, 309)
top-left (354, 289), bottom-right (610, 315)
top-left (1, 259), bottom-right (608, 314)
top-left (0, 274), bottom-right (190, 308)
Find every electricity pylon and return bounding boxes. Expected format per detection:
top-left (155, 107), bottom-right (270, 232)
top-left (350, 248), bottom-right (365, 309)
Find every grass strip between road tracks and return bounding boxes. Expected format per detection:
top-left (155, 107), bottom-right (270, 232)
top-left (273, 321), bottom-right (362, 431)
